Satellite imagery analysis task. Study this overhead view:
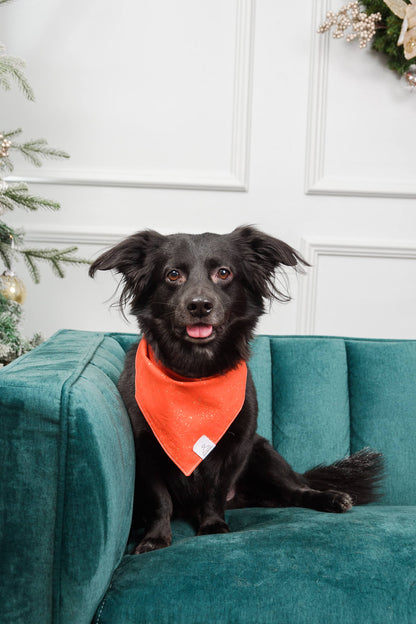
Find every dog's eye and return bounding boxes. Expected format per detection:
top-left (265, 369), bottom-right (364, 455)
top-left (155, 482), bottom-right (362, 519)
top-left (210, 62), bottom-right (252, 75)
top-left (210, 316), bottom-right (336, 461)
top-left (166, 269), bottom-right (181, 282)
top-left (217, 268), bottom-right (232, 280)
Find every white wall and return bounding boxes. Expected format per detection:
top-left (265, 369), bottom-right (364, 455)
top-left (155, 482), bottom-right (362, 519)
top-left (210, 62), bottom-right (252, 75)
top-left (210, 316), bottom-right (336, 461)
top-left (3, 0), bottom-right (416, 340)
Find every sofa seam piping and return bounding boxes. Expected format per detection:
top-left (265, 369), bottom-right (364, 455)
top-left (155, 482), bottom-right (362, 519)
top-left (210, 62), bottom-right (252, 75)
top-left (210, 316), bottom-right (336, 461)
top-left (269, 337), bottom-right (275, 448)
top-left (94, 581), bottom-right (113, 624)
top-left (345, 339), bottom-right (352, 456)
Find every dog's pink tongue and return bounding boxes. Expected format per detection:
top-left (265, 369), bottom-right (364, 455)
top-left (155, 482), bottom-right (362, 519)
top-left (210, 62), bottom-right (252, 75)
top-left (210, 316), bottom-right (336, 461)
top-left (186, 324), bottom-right (213, 339)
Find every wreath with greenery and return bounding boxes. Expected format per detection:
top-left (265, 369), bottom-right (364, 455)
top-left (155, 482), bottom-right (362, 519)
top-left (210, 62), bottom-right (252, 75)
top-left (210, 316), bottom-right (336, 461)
top-left (318, 0), bottom-right (416, 83)
top-left (364, 0), bottom-right (414, 74)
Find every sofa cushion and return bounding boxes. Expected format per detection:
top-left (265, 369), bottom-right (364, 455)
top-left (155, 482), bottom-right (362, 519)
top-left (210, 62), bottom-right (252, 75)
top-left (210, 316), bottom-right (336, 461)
top-left (270, 337), bottom-right (350, 472)
top-left (247, 335), bottom-right (273, 443)
top-left (347, 339), bottom-right (416, 505)
top-left (94, 506), bottom-right (416, 624)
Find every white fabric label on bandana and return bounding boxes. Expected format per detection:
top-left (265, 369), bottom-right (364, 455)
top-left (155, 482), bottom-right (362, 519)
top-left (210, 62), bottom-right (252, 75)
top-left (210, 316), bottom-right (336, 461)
top-left (193, 435), bottom-right (216, 460)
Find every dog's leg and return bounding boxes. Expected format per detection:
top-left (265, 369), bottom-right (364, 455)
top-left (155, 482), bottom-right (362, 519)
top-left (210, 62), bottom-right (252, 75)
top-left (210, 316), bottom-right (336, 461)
top-left (195, 435), bottom-right (254, 535)
top-left (133, 435), bottom-right (174, 554)
top-left (192, 463), bottom-right (234, 535)
top-left (232, 435), bottom-right (353, 513)
top-left (134, 480), bottom-right (173, 554)
top-left (195, 492), bottom-right (231, 536)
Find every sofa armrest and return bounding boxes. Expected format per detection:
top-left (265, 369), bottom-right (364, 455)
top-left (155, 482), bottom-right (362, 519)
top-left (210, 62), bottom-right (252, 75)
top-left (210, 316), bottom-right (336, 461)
top-left (0, 330), bottom-right (135, 624)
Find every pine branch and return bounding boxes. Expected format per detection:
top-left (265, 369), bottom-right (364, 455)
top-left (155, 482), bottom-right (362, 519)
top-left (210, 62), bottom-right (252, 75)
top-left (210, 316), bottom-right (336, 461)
top-left (0, 189), bottom-right (17, 211)
top-left (0, 156), bottom-right (13, 172)
top-left (0, 45), bottom-right (35, 101)
top-left (10, 138), bottom-right (70, 167)
top-left (21, 251), bottom-right (40, 282)
top-left (2, 128), bottom-right (23, 141)
top-left (1, 129), bottom-right (70, 175)
top-left (0, 221), bottom-right (23, 244)
top-left (20, 246), bottom-right (90, 284)
top-left (0, 129), bottom-right (23, 172)
top-left (1, 182), bottom-right (61, 211)
top-left (0, 221), bottom-right (22, 269)
top-left (0, 245), bottom-right (13, 270)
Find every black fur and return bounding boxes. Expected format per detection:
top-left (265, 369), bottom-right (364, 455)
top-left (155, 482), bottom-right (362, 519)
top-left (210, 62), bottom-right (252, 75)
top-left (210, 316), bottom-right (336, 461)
top-left (90, 225), bottom-right (384, 554)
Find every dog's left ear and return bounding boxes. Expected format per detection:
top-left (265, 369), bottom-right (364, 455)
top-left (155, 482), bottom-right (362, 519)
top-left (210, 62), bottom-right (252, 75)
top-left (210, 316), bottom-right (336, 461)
top-left (230, 225), bottom-right (309, 302)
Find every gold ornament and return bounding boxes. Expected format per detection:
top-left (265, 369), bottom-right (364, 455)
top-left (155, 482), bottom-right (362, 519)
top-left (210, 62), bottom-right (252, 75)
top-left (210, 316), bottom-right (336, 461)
top-left (0, 271), bottom-right (27, 304)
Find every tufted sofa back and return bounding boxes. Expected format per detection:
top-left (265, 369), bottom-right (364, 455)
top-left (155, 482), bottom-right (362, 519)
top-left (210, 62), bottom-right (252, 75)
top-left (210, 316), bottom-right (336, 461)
top-left (113, 331), bottom-right (416, 507)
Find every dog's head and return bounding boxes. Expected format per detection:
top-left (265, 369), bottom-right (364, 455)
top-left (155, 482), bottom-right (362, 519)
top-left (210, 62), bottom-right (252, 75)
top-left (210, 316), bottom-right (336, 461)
top-left (89, 226), bottom-right (308, 377)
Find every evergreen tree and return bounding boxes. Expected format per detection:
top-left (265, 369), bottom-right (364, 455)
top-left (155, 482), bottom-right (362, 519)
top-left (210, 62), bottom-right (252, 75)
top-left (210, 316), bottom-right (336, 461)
top-left (0, 0), bottom-right (88, 365)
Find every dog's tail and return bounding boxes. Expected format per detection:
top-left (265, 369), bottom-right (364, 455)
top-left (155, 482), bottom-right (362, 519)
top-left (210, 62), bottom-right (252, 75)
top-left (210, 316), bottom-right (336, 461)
top-left (303, 448), bottom-right (385, 505)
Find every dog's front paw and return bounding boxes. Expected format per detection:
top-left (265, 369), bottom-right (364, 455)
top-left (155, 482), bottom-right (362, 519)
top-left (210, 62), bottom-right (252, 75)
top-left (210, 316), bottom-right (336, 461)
top-left (134, 536), bottom-right (171, 555)
top-left (197, 520), bottom-right (231, 536)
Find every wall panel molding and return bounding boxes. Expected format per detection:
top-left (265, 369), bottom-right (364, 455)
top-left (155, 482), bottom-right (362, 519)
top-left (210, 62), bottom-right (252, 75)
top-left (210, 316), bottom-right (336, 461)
top-left (6, 0), bottom-right (255, 193)
top-left (296, 237), bottom-right (416, 333)
top-left (304, 0), bottom-right (330, 198)
top-left (305, 0), bottom-right (416, 199)
top-left (24, 228), bottom-right (130, 248)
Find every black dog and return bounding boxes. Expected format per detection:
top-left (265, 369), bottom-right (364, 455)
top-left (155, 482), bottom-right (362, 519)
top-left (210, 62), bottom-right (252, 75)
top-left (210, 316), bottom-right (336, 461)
top-left (90, 225), bottom-right (383, 554)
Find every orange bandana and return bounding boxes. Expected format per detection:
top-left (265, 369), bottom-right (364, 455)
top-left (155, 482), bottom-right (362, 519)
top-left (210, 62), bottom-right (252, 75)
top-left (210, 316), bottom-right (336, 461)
top-left (135, 338), bottom-right (247, 476)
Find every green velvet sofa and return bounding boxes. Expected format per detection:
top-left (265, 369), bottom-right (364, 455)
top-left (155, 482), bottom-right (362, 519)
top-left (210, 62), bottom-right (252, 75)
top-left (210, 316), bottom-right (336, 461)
top-left (1, 329), bottom-right (416, 624)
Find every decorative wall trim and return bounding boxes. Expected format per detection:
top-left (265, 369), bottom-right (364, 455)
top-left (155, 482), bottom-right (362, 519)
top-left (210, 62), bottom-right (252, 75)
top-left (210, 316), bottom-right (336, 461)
top-left (230, 0), bottom-right (255, 191)
top-left (296, 237), bottom-right (416, 333)
top-left (7, 170), bottom-right (247, 192)
top-left (6, 0), bottom-right (255, 193)
top-left (304, 0), bottom-right (416, 199)
top-left (304, 0), bottom-right (330, 198)
top-left (23, 228), bottom-right (130, 248)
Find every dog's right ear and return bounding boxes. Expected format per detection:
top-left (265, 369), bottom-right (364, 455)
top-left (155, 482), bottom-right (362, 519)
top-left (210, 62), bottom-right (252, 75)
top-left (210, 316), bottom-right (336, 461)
top-left (89, 229), bottom-right (164, 306)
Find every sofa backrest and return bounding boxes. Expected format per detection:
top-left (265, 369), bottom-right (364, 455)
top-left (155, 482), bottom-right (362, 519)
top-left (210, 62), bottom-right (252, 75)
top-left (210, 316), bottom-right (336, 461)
top-left (249, 336), bottom-right (416, 507)
top-left (113, 332), bottom-right (416, 507)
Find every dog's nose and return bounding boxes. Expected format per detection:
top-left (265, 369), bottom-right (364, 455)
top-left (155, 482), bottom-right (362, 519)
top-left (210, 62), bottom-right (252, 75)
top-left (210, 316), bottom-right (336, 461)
top-left (187, 297), bottom-right (213, 317)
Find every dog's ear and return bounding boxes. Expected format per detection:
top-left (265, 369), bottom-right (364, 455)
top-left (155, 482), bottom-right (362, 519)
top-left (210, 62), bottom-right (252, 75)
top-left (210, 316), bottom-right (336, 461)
top-left (89, 229), bottom-right (165, 307)
top-left (230, 225), bottom-right (309, 302)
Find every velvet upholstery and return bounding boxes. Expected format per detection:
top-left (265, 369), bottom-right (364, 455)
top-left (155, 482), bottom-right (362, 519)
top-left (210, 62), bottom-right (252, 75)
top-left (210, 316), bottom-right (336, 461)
top-left (1, 330), bottom-right (415, 624)
top-left (270, 338), bottom-right (350, 472)
top-left (347, 340), bottom-right (416, 505)
top-left (0, 330), bottom-right (135, 624)
top-left (95, 506), bottom-right (416, 624)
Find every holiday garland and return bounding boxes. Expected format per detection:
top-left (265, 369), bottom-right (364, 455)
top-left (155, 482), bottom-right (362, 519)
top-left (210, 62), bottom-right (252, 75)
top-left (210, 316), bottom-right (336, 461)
top-left (318, 0), bottom-right (416, 85)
